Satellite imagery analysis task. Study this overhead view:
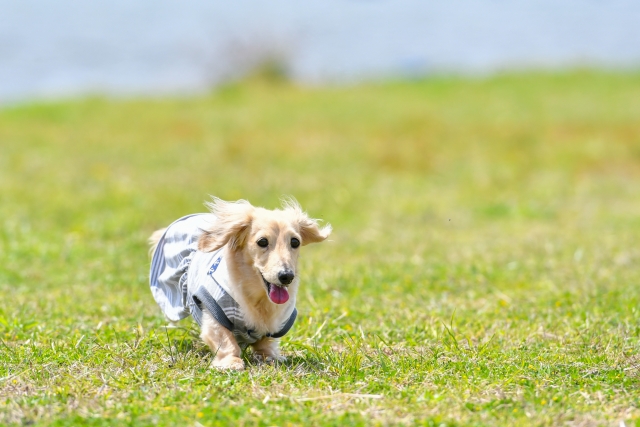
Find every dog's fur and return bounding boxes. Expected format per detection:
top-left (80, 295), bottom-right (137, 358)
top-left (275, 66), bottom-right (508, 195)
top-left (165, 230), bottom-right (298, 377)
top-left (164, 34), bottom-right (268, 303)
top-left (149, 198), bottom-right (331, 370)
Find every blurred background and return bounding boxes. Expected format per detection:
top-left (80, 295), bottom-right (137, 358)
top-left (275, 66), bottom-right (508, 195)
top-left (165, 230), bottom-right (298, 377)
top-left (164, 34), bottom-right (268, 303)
top-left (2, 0), bottom-right (640, 102)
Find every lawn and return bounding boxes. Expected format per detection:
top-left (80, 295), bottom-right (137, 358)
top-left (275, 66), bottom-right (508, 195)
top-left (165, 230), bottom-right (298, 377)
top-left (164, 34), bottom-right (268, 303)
top-left (1, 71), bottom-right (640, 426)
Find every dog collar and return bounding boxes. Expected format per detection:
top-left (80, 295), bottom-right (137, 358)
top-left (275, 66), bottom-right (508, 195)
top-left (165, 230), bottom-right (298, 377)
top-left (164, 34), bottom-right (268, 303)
top-left (190, 284), bottom-right (298, 340)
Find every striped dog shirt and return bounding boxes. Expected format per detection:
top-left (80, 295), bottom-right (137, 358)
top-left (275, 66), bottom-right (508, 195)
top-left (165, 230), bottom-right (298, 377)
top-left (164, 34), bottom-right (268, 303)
top-left (149, 214), bottom-right (297, 348)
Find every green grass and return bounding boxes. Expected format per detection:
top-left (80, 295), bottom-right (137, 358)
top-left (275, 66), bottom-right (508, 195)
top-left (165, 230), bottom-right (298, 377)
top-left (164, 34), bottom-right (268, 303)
top-left (1, 71), bottom-right (640, 426)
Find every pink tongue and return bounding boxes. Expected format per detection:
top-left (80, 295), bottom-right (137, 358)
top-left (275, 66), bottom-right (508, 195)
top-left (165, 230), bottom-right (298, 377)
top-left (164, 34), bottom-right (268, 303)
top-left (269, 285), bottom-right (289, 304)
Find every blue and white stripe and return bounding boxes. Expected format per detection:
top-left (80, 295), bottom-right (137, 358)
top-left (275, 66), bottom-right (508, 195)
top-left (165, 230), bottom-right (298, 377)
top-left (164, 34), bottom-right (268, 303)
top-left (149, 213), bottom-right (296, 348)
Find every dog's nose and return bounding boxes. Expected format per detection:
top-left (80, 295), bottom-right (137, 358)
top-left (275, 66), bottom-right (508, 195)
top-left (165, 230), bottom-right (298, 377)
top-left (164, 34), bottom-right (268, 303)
top-left (278, 270), bottom-right (295, 285)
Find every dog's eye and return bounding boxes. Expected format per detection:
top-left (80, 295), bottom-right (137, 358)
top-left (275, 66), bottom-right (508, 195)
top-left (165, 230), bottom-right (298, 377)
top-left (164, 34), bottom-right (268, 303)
top-left (291, 237), bottom-right (300, 248)
top-left (257, 238), bottom-right (269, 248)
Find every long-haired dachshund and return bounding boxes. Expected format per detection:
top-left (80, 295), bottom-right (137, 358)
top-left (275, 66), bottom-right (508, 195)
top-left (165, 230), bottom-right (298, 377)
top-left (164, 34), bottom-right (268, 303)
top-left (149, 197), bottom-right (331, 370)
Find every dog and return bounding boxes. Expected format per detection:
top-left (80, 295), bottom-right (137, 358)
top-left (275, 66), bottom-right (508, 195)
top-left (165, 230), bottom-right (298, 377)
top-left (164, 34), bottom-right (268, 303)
top-left (148, 197), bottom-right (331, 370)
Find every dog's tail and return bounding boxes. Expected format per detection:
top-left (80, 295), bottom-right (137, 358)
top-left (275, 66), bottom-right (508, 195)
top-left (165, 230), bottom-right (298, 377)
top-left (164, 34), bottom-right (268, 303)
top-left (148, 228), bottom-right (166, 258)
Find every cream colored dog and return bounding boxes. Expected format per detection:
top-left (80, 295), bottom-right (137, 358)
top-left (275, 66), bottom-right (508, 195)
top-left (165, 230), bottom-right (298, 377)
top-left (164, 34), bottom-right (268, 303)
top-left (149, 198), bottom-right (331, 370)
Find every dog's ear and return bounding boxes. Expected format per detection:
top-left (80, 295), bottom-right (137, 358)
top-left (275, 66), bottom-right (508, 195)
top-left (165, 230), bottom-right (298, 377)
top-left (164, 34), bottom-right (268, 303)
top-left (298, 216), bottom-right (332, 246)
top-left (282, 198), bottom-right (332, 246)
top-left (198, 198), bottom-right (254, 252)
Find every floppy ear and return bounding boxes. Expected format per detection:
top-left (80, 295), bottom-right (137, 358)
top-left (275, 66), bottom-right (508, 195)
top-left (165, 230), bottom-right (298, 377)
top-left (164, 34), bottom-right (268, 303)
top-left (198, 198), bottom-right (254, 252)
top-left (282, 198), bottom-right (332, 246)
top-left (299, 217), bottom-right (332, 246)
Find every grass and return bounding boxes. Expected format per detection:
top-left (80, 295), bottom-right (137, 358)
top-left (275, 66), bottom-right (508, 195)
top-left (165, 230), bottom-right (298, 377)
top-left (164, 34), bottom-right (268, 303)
top-left (1, 70), bottom-right (640, 426)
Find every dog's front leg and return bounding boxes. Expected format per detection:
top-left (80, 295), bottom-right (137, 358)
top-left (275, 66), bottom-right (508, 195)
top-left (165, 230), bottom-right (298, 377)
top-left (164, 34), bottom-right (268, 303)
top-left (251, 337), bottom-right (286, 363)
top-left (200, 310), bottom-right (244, 370)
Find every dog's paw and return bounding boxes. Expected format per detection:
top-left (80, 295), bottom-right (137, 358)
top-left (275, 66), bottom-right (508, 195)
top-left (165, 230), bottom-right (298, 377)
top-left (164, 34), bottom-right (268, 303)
top-left (212, 356), bottom-right (245, 371)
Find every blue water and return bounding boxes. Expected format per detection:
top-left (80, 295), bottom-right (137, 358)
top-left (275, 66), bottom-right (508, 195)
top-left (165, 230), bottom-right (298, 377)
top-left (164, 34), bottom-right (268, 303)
top-left (1, 0), bottom-right (639, 102)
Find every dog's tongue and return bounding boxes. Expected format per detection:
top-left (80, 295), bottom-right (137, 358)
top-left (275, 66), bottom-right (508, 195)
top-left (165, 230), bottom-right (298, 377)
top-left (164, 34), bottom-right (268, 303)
top-left (269, 285), bottom-right (289, 304)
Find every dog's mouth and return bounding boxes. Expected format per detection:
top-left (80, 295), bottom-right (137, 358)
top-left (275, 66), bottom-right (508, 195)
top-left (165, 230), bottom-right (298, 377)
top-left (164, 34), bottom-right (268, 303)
top-left (261, 274), bottom-right (290, 304)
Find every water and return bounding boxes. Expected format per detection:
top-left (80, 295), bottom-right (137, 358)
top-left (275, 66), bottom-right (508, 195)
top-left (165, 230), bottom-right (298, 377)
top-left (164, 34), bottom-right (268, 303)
top-left (1, 0), bottom-right (639, 102)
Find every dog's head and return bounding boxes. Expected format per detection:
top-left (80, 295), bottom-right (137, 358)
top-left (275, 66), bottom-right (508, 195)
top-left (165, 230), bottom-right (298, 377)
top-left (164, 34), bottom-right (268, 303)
top-left (198, 197), bottom-right (331, 304)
